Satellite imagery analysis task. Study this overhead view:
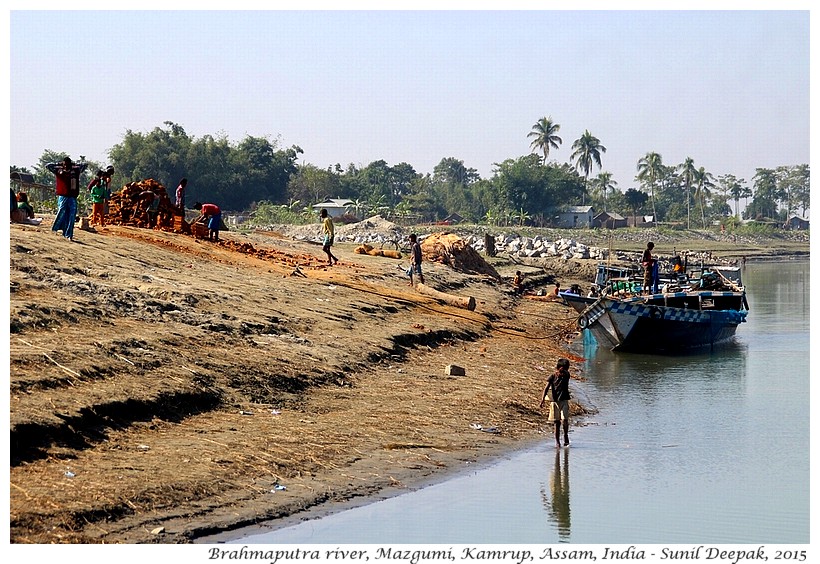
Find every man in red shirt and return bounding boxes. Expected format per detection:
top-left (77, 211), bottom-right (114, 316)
top-left (46, 156), bottom-right (87, 241)
top-left (193, 202), bottom-right (222, 241)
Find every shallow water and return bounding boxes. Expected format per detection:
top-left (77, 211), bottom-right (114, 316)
top-left (221, 260), bottom-right (810, 544)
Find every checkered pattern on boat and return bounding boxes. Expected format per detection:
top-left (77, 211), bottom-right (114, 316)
top-left (621, 290), bottom-right (740, 303)
top-left (609, 300), bottom-right (746, 324)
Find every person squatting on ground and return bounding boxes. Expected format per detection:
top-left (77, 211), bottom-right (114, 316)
top-left (513, 270), bottom-right (523, 294)
top-left (540, 358), bottom-right (572, 447)
top-left (11, 191), bottom-right (35, 223)
top-left (47, 156), bottom-right (87, 241)
top-left (320, 208), bottom-right (338, 265)
top-left (193, 202), bottom-right (222, 241)
top-left (408, 233), bottom-right (424, 285)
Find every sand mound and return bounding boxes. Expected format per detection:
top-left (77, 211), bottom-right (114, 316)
top-left (421, 232), bottom-right (500, 279)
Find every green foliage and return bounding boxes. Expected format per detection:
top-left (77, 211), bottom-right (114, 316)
top-left (12, 119), bottom-right (809, 228)
top-left (246, 200), bottom-right (312, 226)
top-left (107, 122), bottom-right (301, 211)
top-left (734, 221), bottom-right (778, 236)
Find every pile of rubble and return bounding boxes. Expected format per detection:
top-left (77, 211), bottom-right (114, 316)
top-left (465, 233), bottom-right (610, 261)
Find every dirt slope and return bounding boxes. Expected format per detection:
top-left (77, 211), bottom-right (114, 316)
top-left (9, 221), bottom-right (591, 544)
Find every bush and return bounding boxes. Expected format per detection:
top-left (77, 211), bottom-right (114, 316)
top-left (246, 201), bottom-right (312, 226)
top-left (734, 222), bottom-right (777, 237)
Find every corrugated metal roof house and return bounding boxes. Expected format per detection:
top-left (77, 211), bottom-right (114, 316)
top-left (593, 211), bottom-right (627, 229)
top-left (312, 198), bottom-right (354, 218)
top-left (556, 205), bottom-right (594, 228)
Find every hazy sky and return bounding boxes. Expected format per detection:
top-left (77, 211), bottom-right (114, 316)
top-left (8, 7), bottom-right (810, 197)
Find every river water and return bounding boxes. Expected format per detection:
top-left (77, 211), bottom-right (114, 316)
top-left (221, 260), bottom-right (810, 545)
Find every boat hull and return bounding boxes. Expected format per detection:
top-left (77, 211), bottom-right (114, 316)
top-left (562, 293), bottom-right (747, 353)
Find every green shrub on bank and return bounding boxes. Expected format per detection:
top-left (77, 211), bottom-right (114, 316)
top-left (733, 222), bottom-right (778, 237)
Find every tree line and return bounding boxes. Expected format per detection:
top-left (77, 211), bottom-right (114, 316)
top-left (11, 119), bottom-right (809, 227)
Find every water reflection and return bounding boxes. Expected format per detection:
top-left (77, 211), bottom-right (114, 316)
top-left (581, 337), bottom-right (748, 395)
top-left (541, 448), bottom-right (571, 542)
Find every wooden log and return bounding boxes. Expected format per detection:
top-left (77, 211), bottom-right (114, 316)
top-left (415, 282), bottom-right (476, 311)
top-left (367, 248), bottom-right (402, 259)
top-left (484, 233), bottom-right (496, 257)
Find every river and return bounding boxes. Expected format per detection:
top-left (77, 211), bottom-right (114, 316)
top-left (217, 260), bottom-right (810, 544)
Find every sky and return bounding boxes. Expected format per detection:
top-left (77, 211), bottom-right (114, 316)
top-left (6, 6), bottom-right (812, 202)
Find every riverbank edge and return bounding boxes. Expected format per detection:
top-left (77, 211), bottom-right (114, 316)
top-left (197, 336), bottom-right (595, 544)
top-left (194, 254), bottom-right (803, 544)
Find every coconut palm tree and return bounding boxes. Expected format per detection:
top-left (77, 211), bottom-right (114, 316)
top-left (728, 178), bottom-right (745, 219)
top-left (693, 167), bottom-right (715, 228)
top-left (737, 184), bottom-right (754, 219)
top-left (636, 152), bottom-right (663, 224)
top-left (678, 157), bottom-right (697, 229)
top-left (594, 171), bottom-right (617, 212)
top-left (527, 116), bottom-right (562, 163)
top-left (570, 130), bottom-right (606, 205)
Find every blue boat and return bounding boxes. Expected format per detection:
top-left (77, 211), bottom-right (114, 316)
top-left (562, 264), bottom-right (748, 353)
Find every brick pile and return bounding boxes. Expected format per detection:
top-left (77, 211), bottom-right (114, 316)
top-left (105, 179), bottom-right (188, 233)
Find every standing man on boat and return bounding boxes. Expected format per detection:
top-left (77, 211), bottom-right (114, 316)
top-left (642, 241), bottom-right (657, 294)
top-left (540, 358), bottom-right (572, 448)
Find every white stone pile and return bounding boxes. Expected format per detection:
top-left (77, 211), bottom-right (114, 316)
top-left (464, 234), bottom-right (610, 261)
top-left (268, 217), bottom-right (744, 267)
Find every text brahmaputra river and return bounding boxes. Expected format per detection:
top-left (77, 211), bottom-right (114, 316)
top-left (207, 545), bottom-right (804, 564)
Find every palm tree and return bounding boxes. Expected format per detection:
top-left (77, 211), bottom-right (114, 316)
top-left (636, 152), bottom-right (663, 224)
top-left (570, 130), bottom-right (606, 205)
top-left (693, 167), bottom-right (715, 228)
top-left (740, 185), bottom-right (753, 219)
top-left (729, 179), bottom-right (745, 219)
top-left (594, 172), bottom-right (617, 211)
top-left (527, 116), bottom-right (562, 163)
top-left (678, 157), bottom-right (697, 229)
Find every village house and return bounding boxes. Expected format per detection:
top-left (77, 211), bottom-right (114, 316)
top-left (555, 205), bottom-right (594, 228)
top-left (10, 171), bottom-right (51, 204)
top-left (784, 214), bottom-right (809, 230)
top-left (312, 198), bottom-right (354, 218)
top-left (593, 210), bottom-right (627, 229)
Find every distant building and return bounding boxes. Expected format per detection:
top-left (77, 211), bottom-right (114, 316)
top-left (627, 215), bottom-right (655, 227)
top-left (593, 211), bottom-right (627, 229)
top-left (555, 205), bottom-right (594, 228)
top-left (10, 171), bottom-right (51, 203)
top-left (784, 214), bottom-right (809, 230)
top-left (224, 214), bottom-right (248, 226)
top-left (441, 212), bottom-right (464, 225)
top-left (312, 198), bottom-right (354, 218)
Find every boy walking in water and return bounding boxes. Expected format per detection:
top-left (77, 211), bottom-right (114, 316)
top-left (540, 358), bottom-right (572, 447)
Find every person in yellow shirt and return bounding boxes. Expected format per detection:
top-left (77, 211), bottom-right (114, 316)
top-left (320, 209), bottom-right (339, 266)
